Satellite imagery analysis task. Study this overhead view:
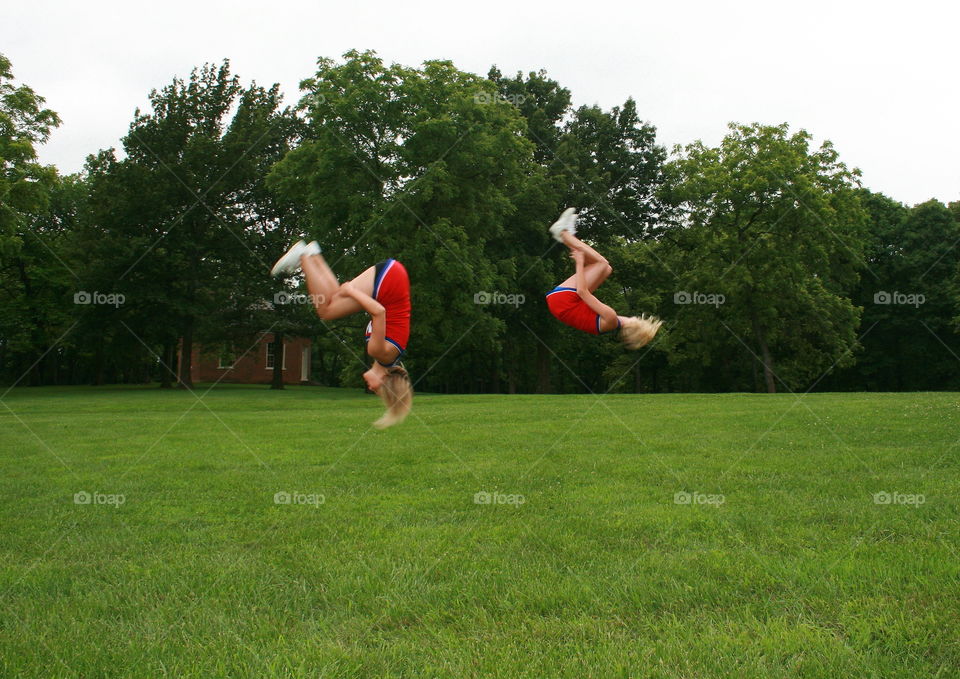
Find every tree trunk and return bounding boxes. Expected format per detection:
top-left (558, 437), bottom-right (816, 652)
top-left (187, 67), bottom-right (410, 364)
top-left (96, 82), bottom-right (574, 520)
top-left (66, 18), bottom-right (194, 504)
top-left (178, 322), bottom-right (194, 390)
top-left (93, 342), bottom-right (104, 386)
top-left (751, 317), bottom-right (776, 393)
top-left (16, 259), bottom-right (45, 387)
top-left (179, 261), bottom-right (198, 390)
top-left (505, 339), bottom-right (517, 394)
top-left (270, 333), bottom-right (285, 390)
top-left (331, 355), bottom-right (340, 386)
top-left (160, 341), bottom-right (175, 388)
top-left (536, 342), bottom-right (551, 394)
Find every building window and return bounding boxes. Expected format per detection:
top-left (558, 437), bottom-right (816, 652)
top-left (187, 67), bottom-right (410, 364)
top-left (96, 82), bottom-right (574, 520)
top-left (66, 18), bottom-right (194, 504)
top-left (218, 345), bottom-right (236, 369)
top-left (265, 340), bottom-right (286, 370)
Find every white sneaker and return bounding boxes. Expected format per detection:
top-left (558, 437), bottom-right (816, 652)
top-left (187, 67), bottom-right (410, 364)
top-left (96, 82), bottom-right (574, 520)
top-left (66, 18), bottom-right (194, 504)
top-left (549, 207), bottom-right (578, 242)
top-left (566, 208), bottom-right (579, 236)
top-left (270, 240), bottom-right (308, 276)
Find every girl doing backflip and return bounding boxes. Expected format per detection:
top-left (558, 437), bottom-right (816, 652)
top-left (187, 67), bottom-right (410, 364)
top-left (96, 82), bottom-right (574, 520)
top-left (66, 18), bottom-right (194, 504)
top-left (271, 240), bottom-right (413, 428)
top-left (546, 208), bottom-right (662, 349)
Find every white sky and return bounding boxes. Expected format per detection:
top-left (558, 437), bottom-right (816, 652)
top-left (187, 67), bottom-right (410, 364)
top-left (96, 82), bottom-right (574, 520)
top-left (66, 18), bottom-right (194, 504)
top-left (4, 0), bottom-right (957, 206)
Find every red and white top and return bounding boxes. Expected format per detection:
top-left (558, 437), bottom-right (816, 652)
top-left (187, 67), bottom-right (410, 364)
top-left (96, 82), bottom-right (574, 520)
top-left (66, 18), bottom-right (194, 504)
top-left (364, 259), bottom-right (411, 361)
top-left (545, 286), bottom-right (619, 335)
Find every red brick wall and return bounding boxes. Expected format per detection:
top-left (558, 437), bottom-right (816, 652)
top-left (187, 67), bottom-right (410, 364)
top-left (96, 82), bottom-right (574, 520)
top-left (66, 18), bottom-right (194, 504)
top-left (187, 334), bottom-right (311, 385)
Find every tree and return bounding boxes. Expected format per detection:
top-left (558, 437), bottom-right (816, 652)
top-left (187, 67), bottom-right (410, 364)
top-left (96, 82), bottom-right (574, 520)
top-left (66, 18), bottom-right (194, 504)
top-left (269, 51), bottom-right (547, 393)
top-left (487, 69), bottom-right (667, 393)
top-left (487, 66), bottom-right (571, 165)
top-left (0, 53), bottom-right (65, 385)
top-left (485, 67), bottom-right (572, 391)
top-left (0, 174), bottom-right (82, 385)
top-left (661, 123), bottom-right (868, 393)
top-left (831, 194), bottom-right (960, 390)
top-left (556, 98), bottom-right (666, 243)
top-left (80, 61), bottom-right (298, 389)
top-left (0, 53), bottom-right (61, 258)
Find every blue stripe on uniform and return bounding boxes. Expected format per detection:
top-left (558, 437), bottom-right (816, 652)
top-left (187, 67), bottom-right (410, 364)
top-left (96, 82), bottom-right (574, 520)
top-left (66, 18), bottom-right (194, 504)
top-left (384, 337), bottom-right (405, 354)
top-left (373, 259), bottom-right (396, 300)
top-left (376, 338), bottom-right (406, 367)
top-left (545, 286), bottom-right (577, 296)
top-left (598, 316), bottom-right (622, 335)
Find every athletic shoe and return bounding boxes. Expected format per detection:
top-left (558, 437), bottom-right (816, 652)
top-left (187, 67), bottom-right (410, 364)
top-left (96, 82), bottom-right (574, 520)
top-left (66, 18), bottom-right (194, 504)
top-left (270, 240), bottom-right (308, 276)
top-left (549, 207), bottom-right (578, 242)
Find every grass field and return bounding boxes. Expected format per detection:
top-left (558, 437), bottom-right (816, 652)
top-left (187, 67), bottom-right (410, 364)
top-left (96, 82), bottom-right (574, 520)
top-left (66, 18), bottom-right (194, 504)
top-left (1, 385), bottom-right (958, 678)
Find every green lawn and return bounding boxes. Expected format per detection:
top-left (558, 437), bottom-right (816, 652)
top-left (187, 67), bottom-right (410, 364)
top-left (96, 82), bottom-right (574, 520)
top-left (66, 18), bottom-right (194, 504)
top-left (1, 386), bottom-right (958, 678)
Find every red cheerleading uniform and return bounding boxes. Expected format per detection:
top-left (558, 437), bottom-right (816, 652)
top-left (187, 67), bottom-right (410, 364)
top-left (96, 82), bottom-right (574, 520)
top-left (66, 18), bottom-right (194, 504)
top-left (364, 259), bottom-right (411, 363)
top-left (545, 286), bottom-right (619, 335)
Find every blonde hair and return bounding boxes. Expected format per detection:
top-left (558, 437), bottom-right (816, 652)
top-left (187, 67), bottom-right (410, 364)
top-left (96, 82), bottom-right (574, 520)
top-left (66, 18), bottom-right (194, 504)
top-left (619, 314), bottom-right (663, 350)
top-left (373, 365), bottom-right (413, 429)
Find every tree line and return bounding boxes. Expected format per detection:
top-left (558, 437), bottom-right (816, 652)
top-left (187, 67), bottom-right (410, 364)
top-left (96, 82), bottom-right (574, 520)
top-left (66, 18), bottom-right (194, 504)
top-left (2, 50), bottom-right (958, 393)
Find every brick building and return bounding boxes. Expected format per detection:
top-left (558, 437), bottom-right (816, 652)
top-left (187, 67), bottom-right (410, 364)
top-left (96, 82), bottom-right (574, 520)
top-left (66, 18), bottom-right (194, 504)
top-left (184, 333), bottom-right (312, 385)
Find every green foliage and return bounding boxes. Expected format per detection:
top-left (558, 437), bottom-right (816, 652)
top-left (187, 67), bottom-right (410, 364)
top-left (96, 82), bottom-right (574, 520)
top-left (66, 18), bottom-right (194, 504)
top-left (2, 51), bottom-right (958, 393)
top-left (269, 51), bottom-right (554, 392)
top-left (660, 123), bottom-right (869, 392)
top-left (556, 98), bottom-right (666, 241)
top-left (0, 53), bottom-right (61, 257)
top-left (485, 67), bottom-right (668, 393)
top-left (0, 175), bottom-right (79, 384)
top-left (0, 56), bottom-right (69, 384)
top-left (827, 192), bottom-right (960, 389)
top-left (76, 60), bottom-right (302, 387)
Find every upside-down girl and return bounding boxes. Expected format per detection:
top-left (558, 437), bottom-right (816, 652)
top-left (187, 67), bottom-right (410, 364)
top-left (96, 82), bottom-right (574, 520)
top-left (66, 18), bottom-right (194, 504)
top-left (271, 241), bottom-right (412, 428)
top-left (545, 208), bottom-right (662, 349)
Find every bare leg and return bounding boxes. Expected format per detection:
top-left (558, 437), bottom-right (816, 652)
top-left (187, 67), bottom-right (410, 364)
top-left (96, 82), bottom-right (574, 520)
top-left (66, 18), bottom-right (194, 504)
top-left (302, 261), bottom-right (377, 320)
top-left (301, 253), bottom-right (340, 309)
top-left (318, 267), bottom-right (377, 320)
top-left (557, 263), bottom-right (612, 293)
top-left (558, 232), bottom-right (612, 292)
top-left (561, 231), bottom-right (608, 266)
top-left (314, 289), bottom-right (363, 320)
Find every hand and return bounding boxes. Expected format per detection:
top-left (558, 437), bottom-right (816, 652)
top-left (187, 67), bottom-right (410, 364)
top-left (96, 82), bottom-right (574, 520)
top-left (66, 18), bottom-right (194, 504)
top-left (570, 249), bottom-right (585, 266)
top-left (339, 280), bottom-right (354, 295)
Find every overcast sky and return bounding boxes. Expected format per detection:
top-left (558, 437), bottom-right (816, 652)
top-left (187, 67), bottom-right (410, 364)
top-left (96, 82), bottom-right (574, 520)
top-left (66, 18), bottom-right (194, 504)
top-left (4, 0), bottom-right (957, 206)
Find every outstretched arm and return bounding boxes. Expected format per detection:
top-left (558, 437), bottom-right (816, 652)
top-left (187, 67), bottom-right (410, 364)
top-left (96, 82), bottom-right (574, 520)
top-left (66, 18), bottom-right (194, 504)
top-left (572, 250), bottom-right (619, 327)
